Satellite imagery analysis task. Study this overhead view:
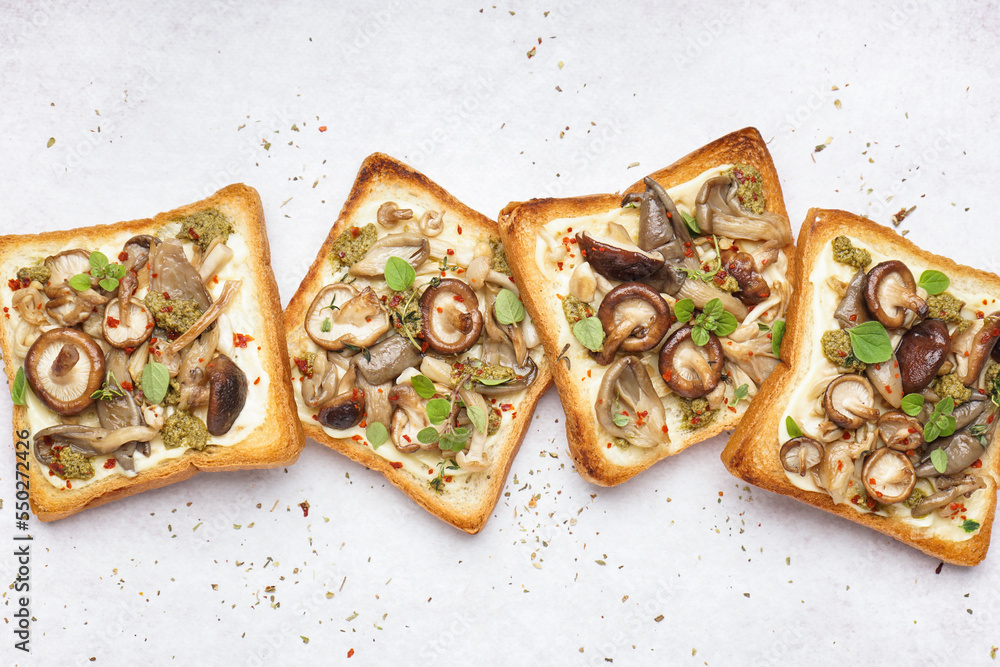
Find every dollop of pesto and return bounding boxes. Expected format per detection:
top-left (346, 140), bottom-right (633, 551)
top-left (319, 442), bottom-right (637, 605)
top-left (831, 236), bottom-right (872, 269)
top-left (904, 487), bottom-right (927, 510)
top-left (49, 447), bottom-right (95, 480)
top-left (986, 363), bottom-right (1000, 406)
top-left (144, 292), bottom-right (204, 333)
top-left (174, 209), bottom-right (233, 251)
top-left (330, 223), bottom-right (377, 272)
top-left (162, 411), bottom-right (210, 450)
top-left (927, 292), bottom-right (965, 323)
top-left (612, 437), bottom-right (631, 449)
top-left (293, 351), bottom-right (317, 378)
top-left (488, 406), bottom-right (502, 435)
top-left (726, 164), bottom-right (766, 214)
top-left (385, 287), bottom-right (422, 341)
top-left (455, 363), bottom-right (517, 386)
top-left (489, 237), bottom-right (512, 276)
top-left (716, 272), bottom-right (740, 293)
top-left (562, 295), bottom-right (594, 326)
top-left (821, 329), bottom-right (866, 372)
top-left (680, 397), bottom-right (717, 431)
top-left (17, 264), bottom-right (51, 285)
top-left (932, 372), bottom-right (971, 406)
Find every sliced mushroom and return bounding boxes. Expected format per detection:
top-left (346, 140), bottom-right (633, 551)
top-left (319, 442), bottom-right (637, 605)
top-left (420, 278), bottom-right (483, 355)
top-left (44, 282), bottom-right (107, 326)
top-left (176, 326), bottom-right (220, 412)
top-left (675, 278), bottom-right (749, 322)
top-left (915, 433), bottom-right (986, 477)
top-left (834, 268), bottom-right (870, 329)
top-left (197, 240), bottom-right (234, 285)
top-left (474, 342), bottom-right (539, 397)
top-left (33, 423), bottom-right (159, 457)
top-left (388, 384), bottom-right (429, 453)
top-left (896, 319), bottom-right (951, 394)
top-left (823, 374), bottom-right (880, 430)
top-left (720, 247), bottom-right (770, 306)
top-left (593, 282), bottom-right (671, 366)
top-left (103, 298), bottom-right (155, 348)
top-left (353, 334), bottom-right (423, 386)
top-left (349, 233), bottom-right (429, 277)
top-left (865, 355), bottom-right (904, 408)
top-left (864, 260), bottom-right (928, 328)
top-left (575, 224), bottom-right (664, 282)
top-left (160, 280), bottom-right (243, 371)
top-left (24, 328), bottom-right (106, 416)
top-left (317, 367), bottom-right (365, 430)
top-left (959, 312), bottom-right (1000, 385)
top-left (952, 395), bottom-right (988, 431)
top-left (119, 234), bottom-right (160, 275)
top-left (569, 261), bottom-right (598, 302)
top-left (720, 335), bottom-right (779, 386)
top-left (595, 356), bottom-right (668, 448)
top-left (876, 410), bottom-right (924, 451)
top-left (779, 437), bottom-right (824, 477)
top-left (455, 385), bottom-right (490, 471)
top-left (658, 326), bottom-right (724, 399)
top-left (694, 174), bottom-right (791, 268)
top-left (205, 354), bottom-right (248, 435)
top-left (305, 284), bottom-right (390, 352)
top-left (418, 210), bottom-right (444, 237)
top-left (911, 477), bottom-right (985, 518)
top-left (862, 448), bottom-right (916, 504)
top-left (43, 249), bottom-right (91, 297)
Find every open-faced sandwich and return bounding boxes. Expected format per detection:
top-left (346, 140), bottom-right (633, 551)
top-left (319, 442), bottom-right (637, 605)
top-left (722, 209), bottom-right (1000, 565)
top-left (498, 128), bottom-right (794, 486)
top-left (0, 184), bottom-right (304, 521)
top-left (283, 153), bottom-right (551, 534)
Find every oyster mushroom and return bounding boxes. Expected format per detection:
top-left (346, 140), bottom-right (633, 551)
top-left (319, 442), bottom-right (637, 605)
top-left (149, 239), bottom-right (212, 309)
top-left (418, 210), bottom-right (445, 237)
top-left (475, 341), bottom-right (539, 397)
top-left (420, 278), bottom-right (483, 355)
top-left (593, 282), bottom-right (671, 366)
top-left (720, 246), bottom-right (770, 306)
top-left (595, 356), bottom-right (668, 448)
top-left (779, 437), bottom-right (824, 477)
top-left (896, 318), bottom-right (951, 394)
top-left (876, 410), bottom-right (924, 451)
top-left (97, 349), bottom-right (151, 471)
top-left (353, 334), bottom-right (423, 386)
top-left (915, 433), bottom-right (985, 477)
top-left (862, 447), bottom-right (916, 504)
top-left (568, 261), bottom-right (598, 302)
top-left (676, 278), bottom-right (749, 321)
top-left (575, 223), bottom-right (664, 282)
top-left (33, 423), bottom-right (159, 457)
top-left (912, 476), bottom-right (985, 518)
top-left (958, 312), bottom-right (1000, 385)
top-left (864, 260), bottom-right (928, 328)
top-left (621, 178), bottom-right (698, 296)
top-left (823, 374), bottom-right (880, 430)
top-left (834, 268), bottom-right (870, 329)
top-left (44, 282), bottom-right (108, 326)
top-left (456, 385), bottom-right (490, 471)
top-left (24, 328), bottom-right (106, 416)
top-left (349, 233), bottom-right (430, 277)
top-left (377, 201), bottom-right (413, 229)
top-left (103, 298), bottom-right (155, 349)
top-left (720, 335), bottom-right (779, 386)
top-left (658, 326), bottom-right (724, 399)
top-left (205, 354), bottom-right (248, 436)
top-left (818, 440), bottom-right (856, 505)
top-left (388, 384), bottom-right (430, 453)
top-left (694, 174), bottom-right (792, 268)
top-left (466, 243), bottom-right (494, 291)
top-left (952, 395), bottom-right (988, 431)
top-left (119, 234), bottom-right (160, 274)
top-left (317, 367), bottom-right (365, 430)
top-left (301, 352), bottom-right (341, 409)
top-left (865, 354), bottom-right (904, 408)
top-left (11, 280), bottom-right (48, 326)
top-left (305, 284), bottom-right (390, 352)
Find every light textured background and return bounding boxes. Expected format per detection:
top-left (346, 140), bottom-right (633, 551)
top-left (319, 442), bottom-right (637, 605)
top-left (2, 1), bottom-right (999, 665)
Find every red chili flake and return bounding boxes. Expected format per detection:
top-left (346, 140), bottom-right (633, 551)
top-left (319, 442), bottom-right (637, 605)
top-left (233, 332), bottom-right (255, 348)
top-left (849, 314), bottom-right (857, 322)
top-left (299, 501), bottom-right (310, 517)
top-left (662, 370), bottom-right (672, 383)
top-left (972, 459), bottom-right (983, 468)
top-left (254, 377), bottom-right (261, 385)
top-left (65, 481), bottom-right (72, 489)
top-left (311, 414), bottom-right (318, 420)
top-left (837, 460), bottom-right (845, 470)
top-left (500, 403), bottom-right (514, 412)
top-left (557, 262), bottom-right (564, 271)
top-left (446, 248), bottom-right (455, 256)
top-left (390, 462), bottom-right (402, 469)
top-left (842, 432), bottom-right (851, 440)
top-left (453, 295), bottom-right (464, 303)
top-left (8, 278), bottom-right (22, 291)
top-left (162, 291), bottom-right (171, 300)
top-left (977, 311), bottom-right (985, 319)
top-left (104, 458), bottom-right (117, 469)
top-left (350, 226), bottom-right (361, 238)
top-left (606, 443), bottom-right (612, 449)
top-left (161, 306), bottom-right (173, 313)
top-left (151, 273), bottom-right (158, 279)
top-left (885, 385), bottom-right (892, 394)
top-left (351, 435), bottom-right (363, 442)
top-left (106, 316), bottom-right (120, 328)
top-left (118, 250), bottom-right (129, 262)
top-left (188, 227), bottom-right (200, 240)
top-left (121, 381), bottom-right (134, 392)
top-left (436, 306), bottom-right (443, 313)
top-left (347, 649), bottom-right (355, 658)
top-left (213, 275), bottom-right (219, 284)
top-left (293, 357), bottom-right (312, 377)
top-left (319, 125), bottom-right (327, 132)
top-left (457, 225), bottom-right (463, 235)
top-left (444, 476), bottom-right (453, 483)
top-left (837, 350), bottom-right (847, 357)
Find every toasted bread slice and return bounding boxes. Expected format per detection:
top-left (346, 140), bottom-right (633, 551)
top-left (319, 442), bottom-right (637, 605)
top-left (499, 127), bottom-right (793, 486)
top-left (283, 153), bottom-right (551, 534)
top-left (0, 184), bottom-right (305, 521)
top-left (722, 209), bottom-right (1000, 565)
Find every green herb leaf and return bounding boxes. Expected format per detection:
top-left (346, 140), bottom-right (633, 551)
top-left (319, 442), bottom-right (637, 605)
top-left (366, 422), bottom-right (389, 449)
top-left (494, 289), bottom-right (525, 325)
top-left (930, 447), bottom-right (948, 474)
top-left (924, 421), bottom-right (940, 443)
top-left (612, 412), bottom-right (629, 427)
top-left (690, 326), bottom-right (710, 347)
top-left (425, 398), bottom-right (452, 425)
top-left (757, 322), bottom-right (771, 333)
top-left (713, 310), bottom-right (739, 337)
top-left (900, 393), bottom-right (924, 417)
top-left (847, 320), bottom-right (893, 364)
top-left (771, 320), bottom-right (786, 357)
top-left (320, 318), bottom-right (332, 333)
top-left (673, 299), bottom-right (695, 324)
top-left (89, 251), bottom-right (109, 270)
top-left (962, 519), bottom-right (981, 533)
top-left (384, 256), bottom-right (416, 292)
top-left (918, 270), bottom-right (950, 295)
top-left (732, 383), bottom-right (750, 407)
top-left (416, 426), bottom-right (439, 444)
top-left (98, 277), bottom-right (119, 292)
top-left (785, 416), bottom-right (803, 439)
top-left (970, 424), bottom-right (989, 437)
top-left (703, 298), bottom-right (724, 319)
top-left (10, 367), bottom-right (27, 406)
top-left (467, 405), bottom-right (487, 434)
top-left (938, 415), bottom-right (957, 439)
top-left (68, 273), bottom-right (92, 292)
top-left (680, 209), bottom-right (700, 234)
top-left (410, 374), bottom-right (436, 399)
top-left (141, 361), bottom-right (170, 404)
top-left (572, 316), bottom-right (604, 352)
top-left (109, 264), bottom-right (127, 280)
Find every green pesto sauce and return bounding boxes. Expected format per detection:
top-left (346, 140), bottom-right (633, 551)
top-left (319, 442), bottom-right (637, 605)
top-left (386, 287), bottom-right (422, 340)
top-left (329, 223), bottom-right (377, 272)
top-left (144, 292), bottom-right (203, 333)
top-left (562, 295), bottom-right (595, 326)
top-left (932, 372), bottom-right (971, 406)
top-left (174, 209), bottom-right (233, 251)
top-left (162, 411), bottom-right (210, 450)
top-left (985, 362), bottom-right (1000, 394)
top-left (489, 237), bottom-right (512, 276)
top-left (680, 397), bottom-right (717, 431)
top-left (295, 351), bottom-right (317, 377)
top-left (726, 164), bottom-right (766, 215)
top-left (821, 329), bottom-right (866, 372)
top-left (927, 292), bottom-right (965, 323)
top-left (17, 264), bottom-right (51, 285)
top-left (831, 236), bottom-right (872, 269)
top-left (50, 447), bottom-right (95, 480)
top-left (612, 437), bottom-right (631, 450)
top-left (904, 487), bottom-right (926, 510)
top-left (488, 406), bottom-right (502, 436)
top-left (717, 273), bottom-right (740, 293)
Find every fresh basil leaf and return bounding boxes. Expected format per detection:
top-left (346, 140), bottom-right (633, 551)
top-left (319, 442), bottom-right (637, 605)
top-left (10, 367), bottom-right (27, 406)
top-left (410, 374), bottom-right (436, 399)
top-left (425, 398), bottom-right (452, 425)
top-left (703, 298), bottom-right (724, 319)
top-left (384, 256), bottom-right (415, 292)
top-left (930, 447), bottom-right (948, 474)
top-left (690, 326), bottom-right (710, 347)
top-left (476, 376), bottom-right (510, 386)
top-left (494, 289), bottom-right (525, 325)
top-left (572, 317), bottom-right (604, 352)
top-left (732, 383), bottom-right (749, 407)
top-left (612, 412), bottom-right (629, 427)
top-left (673, 299), bottom-right (695, 324)
top-left (771, 320), bottom-right (786, 357)
top-left (417, 426), bottom-right (439, 444)
top-left (141, 361), bottom-right (170, 404)
top-left (847, 320), bottom-right (893, 364)
top-left (98, 277), bottom-right (118, 292)
top-left (924, 421), bottom-right (940, 443)
top-left (918, 269), bottom-right (949, 295)
top-left (714, 311), bottom-right (739, 337)
top-left (467, 405), bottom-right (487, 434)
top-left (366, 422), bottom-right (389, 449)
top-left (939, 415), bottom-right (957, 439)
top-left (89, 251), bottom-right (109, 270)
top-left (785, 416), bottom-right (803, 439)
top-left (962, 519), bottom-right (981, 533)
top-left (68, 273), bottom-right (92, 292)
top-left (936, 395), bottom-right (955, 416)
top-left (438, 432), bottom-right (469, 452)
top-left (109, 264), bottom-right (127, 280)
top-left (900, 393), bottom-right (924, 417)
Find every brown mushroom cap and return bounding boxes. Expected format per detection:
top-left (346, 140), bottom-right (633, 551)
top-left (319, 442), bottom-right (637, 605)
top-left (823, 374), bottom-right (880, 430)
top-left (24, 328), bottom-right (106, 416)
top-left (720, 247), bottom-right (770, 306)
top-left (779, 437), bottom-right (824, 476)
top-left (103, 298), bottom-right (155, 349)
top-left (862, 447), bottom-right (916, 504)
top-left (317, 389), bottom-right (365, 430)
top-left (658, 325), bottom-right (724, 398)
top-left (576, 224), bottom-right (665, 282)
top-left (420, 278), bottom-right (483, 355)
top-left (205, 354), bottom-right (248, 436)
top-left (305, 284), bottom-right (390, 351)
top-left (864, 260), bottom-right (928, 328)
top-left (896, 318), bottom-right (951, 394)
top-left (376, 202), bottom-right (413, 229)
top-left (593, 282), bottom-right (671, 366)
top-left (353, 334), bottom-right (423, 386)
top-left (835, 268), bottom-right (870, 329)
top-left (876, 410), bottom-right (924, 451)
top-left (43, 249), bottom-right (91, 297)
top-left (960, 312), bottom-right (1000, 385)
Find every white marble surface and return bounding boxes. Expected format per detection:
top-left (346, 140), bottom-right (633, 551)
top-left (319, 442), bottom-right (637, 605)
top-left (2, 1), bottom-right (1000, 665)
